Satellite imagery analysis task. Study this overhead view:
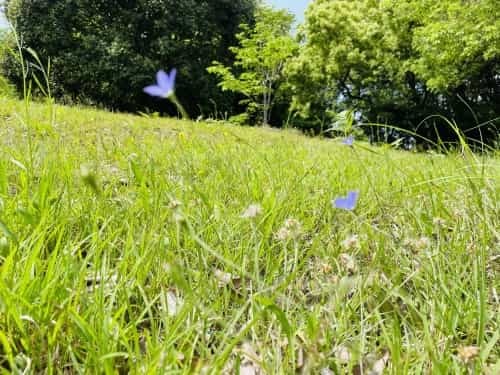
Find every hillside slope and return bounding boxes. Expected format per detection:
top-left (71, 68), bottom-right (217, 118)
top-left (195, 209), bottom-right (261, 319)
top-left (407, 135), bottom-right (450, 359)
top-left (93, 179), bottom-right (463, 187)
top-left (0, 97), bottom-right (499, 373)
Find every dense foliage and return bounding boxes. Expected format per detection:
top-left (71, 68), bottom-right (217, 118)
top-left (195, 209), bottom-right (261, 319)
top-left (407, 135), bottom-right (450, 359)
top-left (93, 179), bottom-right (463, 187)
top-left (289, 0), bottom-right (500, 145)
top-left (2, 0), bottom-right (256, 115)
top-left (208, 6), bottom-right (298, 126)
top-left (0, 29), bottom-right (14, 96)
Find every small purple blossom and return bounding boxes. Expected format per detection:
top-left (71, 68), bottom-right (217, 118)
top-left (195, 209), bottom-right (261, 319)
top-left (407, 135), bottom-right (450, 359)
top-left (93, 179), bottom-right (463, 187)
top-left (342, 135), bottom-right (355, 146)
top-left (144, 69), bottom-right (177, 98)
top-left (333, 191), bottom-right (359, 211)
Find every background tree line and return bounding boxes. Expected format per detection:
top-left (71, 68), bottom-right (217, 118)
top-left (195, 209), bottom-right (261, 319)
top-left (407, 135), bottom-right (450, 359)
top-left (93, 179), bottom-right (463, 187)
top-left (288, 0), bottom-right (499, 147)
top-left (1, 0), bottom-right (499, 147)
top-left (1, 0), bottom-right (256, 116)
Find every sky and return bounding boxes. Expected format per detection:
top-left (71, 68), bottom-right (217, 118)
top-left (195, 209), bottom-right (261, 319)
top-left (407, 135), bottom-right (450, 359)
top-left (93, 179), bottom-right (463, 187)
top-left (267, 0), bottom-right (310, 23)
top-left (0, 7), bottom-right (5, 29)
top-left (0, 1), bottom-right (311, 29)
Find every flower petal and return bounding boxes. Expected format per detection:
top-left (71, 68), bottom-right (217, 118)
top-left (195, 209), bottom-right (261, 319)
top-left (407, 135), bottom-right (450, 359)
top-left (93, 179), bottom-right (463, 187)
top-left (347, 191), bottom-right (359, 204)
top-left (333, 198), bottom-right (349, 210)
top-left (167, 68), bottom-right (177, 90)
top-left (342, 135), bottom-right (355, 146)
top-left (156, 70), bottom-right (170, 90)
top-left (333, 191), bottom-right (359, 211)
top-left (143, 85), bottom-right (166, 97)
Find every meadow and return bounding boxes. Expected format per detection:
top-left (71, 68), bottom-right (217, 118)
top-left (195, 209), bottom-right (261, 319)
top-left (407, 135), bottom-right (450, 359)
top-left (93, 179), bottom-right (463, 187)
top-left (0, 96), bottom-right (498, 373)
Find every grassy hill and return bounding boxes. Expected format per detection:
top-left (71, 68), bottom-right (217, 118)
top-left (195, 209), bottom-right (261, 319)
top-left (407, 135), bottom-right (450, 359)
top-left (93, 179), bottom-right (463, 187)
top-left (0, 97), bottom-right (499, 373)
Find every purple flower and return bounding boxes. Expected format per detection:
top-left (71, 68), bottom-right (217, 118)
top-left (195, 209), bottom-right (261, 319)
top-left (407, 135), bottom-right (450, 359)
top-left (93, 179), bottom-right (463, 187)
top-left (144, 69), bottom-right (177, 98)
top-left (333, 191), bottom-right (359, 211)
top-left (342, 135), bottom-right (355, 146)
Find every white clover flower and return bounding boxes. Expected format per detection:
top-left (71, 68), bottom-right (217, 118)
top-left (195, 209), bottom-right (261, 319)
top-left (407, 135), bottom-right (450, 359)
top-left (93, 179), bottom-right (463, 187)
top-left (342, 234), bottom-right (360, 250)
top-left (240, 204), bottom-right (263, 219)
top-left (274, 218), bottom-right (302, 241)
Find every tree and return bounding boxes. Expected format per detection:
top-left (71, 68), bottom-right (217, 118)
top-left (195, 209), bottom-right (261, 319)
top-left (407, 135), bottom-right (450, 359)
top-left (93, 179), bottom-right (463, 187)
top-left (207, 5), bottom-right (298, 126)
top-left (289, 0), bottom-right (499, 145)
top-left (410, 0), bottom-right (500, 134)
top-left (0, 28), bottom-right (15, 97)
top-left (2, 0), bottom-right (256, 115)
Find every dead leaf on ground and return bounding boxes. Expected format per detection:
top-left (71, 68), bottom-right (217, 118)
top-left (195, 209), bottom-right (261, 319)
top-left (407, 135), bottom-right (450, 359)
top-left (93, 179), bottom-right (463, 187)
top-left (339, 253), bottom-right (358, 274)
top-left (238, 342), bottom-right (263, 375)
top-left (85, 273), bottom-right (118, 294)
top-left (320, 368), bottom-right (335, 375)
top-left (239, 362), bottom-right (262, 375)
top-left (371, 349), bottom-right (390, 375)
top-left (214, 268), bottom-right (248, 294)
top-left (214, 269), bottom-right (238, 286)
top-left (296, 346), bottom-right (305, 370)
top-left (457, 345), bottom-right (480, 363)
top-left (353, 349), bottom-right (390, 375)
top-left (335, 345), bottom-right (351, 364)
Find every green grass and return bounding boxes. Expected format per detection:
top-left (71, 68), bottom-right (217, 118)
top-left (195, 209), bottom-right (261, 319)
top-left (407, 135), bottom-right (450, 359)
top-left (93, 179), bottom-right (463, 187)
top-left (0, 96), bottom-right (498, 374)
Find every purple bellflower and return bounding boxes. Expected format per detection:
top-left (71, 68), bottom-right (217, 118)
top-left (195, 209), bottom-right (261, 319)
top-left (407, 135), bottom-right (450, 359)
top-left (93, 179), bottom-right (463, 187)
top-left (342, 135), bottom-right (355, 146)
top-left (333, 191), bottom-right (359, 211)
top-left (144, 69), bottom-right (177, 98)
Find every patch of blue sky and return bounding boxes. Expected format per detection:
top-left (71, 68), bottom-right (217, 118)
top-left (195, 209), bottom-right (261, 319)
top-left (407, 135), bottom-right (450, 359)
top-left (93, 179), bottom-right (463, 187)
top-left (266, 0), bottom-right (310, 23)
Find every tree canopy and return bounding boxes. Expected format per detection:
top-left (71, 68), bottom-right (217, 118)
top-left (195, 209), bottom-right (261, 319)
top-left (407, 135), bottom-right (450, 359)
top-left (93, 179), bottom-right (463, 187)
top-left (289, 0), bottom-right (499, 145)
top-left (208, 6), bottom-right (298, 126)
top-left (2, 0), bottom-right (256, 115)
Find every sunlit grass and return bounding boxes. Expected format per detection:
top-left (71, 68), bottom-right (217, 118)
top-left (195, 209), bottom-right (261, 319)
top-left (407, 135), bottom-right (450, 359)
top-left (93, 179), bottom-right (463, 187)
top-left (0, 97), bottom-right (498, 373)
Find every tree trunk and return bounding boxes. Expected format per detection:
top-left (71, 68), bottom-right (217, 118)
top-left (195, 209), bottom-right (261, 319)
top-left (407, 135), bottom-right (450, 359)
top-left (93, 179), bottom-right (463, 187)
top-left (262, 77), bottom-right (272, 126)
top-left (262, 90), bottom-right (270, 126)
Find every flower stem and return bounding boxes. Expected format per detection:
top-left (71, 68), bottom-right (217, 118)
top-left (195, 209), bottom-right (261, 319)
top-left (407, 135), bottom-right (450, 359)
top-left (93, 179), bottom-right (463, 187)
top-left (169, 94), bottom-right (190, 120)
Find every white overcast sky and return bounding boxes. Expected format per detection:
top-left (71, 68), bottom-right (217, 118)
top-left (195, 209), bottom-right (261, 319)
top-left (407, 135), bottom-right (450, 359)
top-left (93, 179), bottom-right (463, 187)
top-left (0, 1), bottom-right (310, 29)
